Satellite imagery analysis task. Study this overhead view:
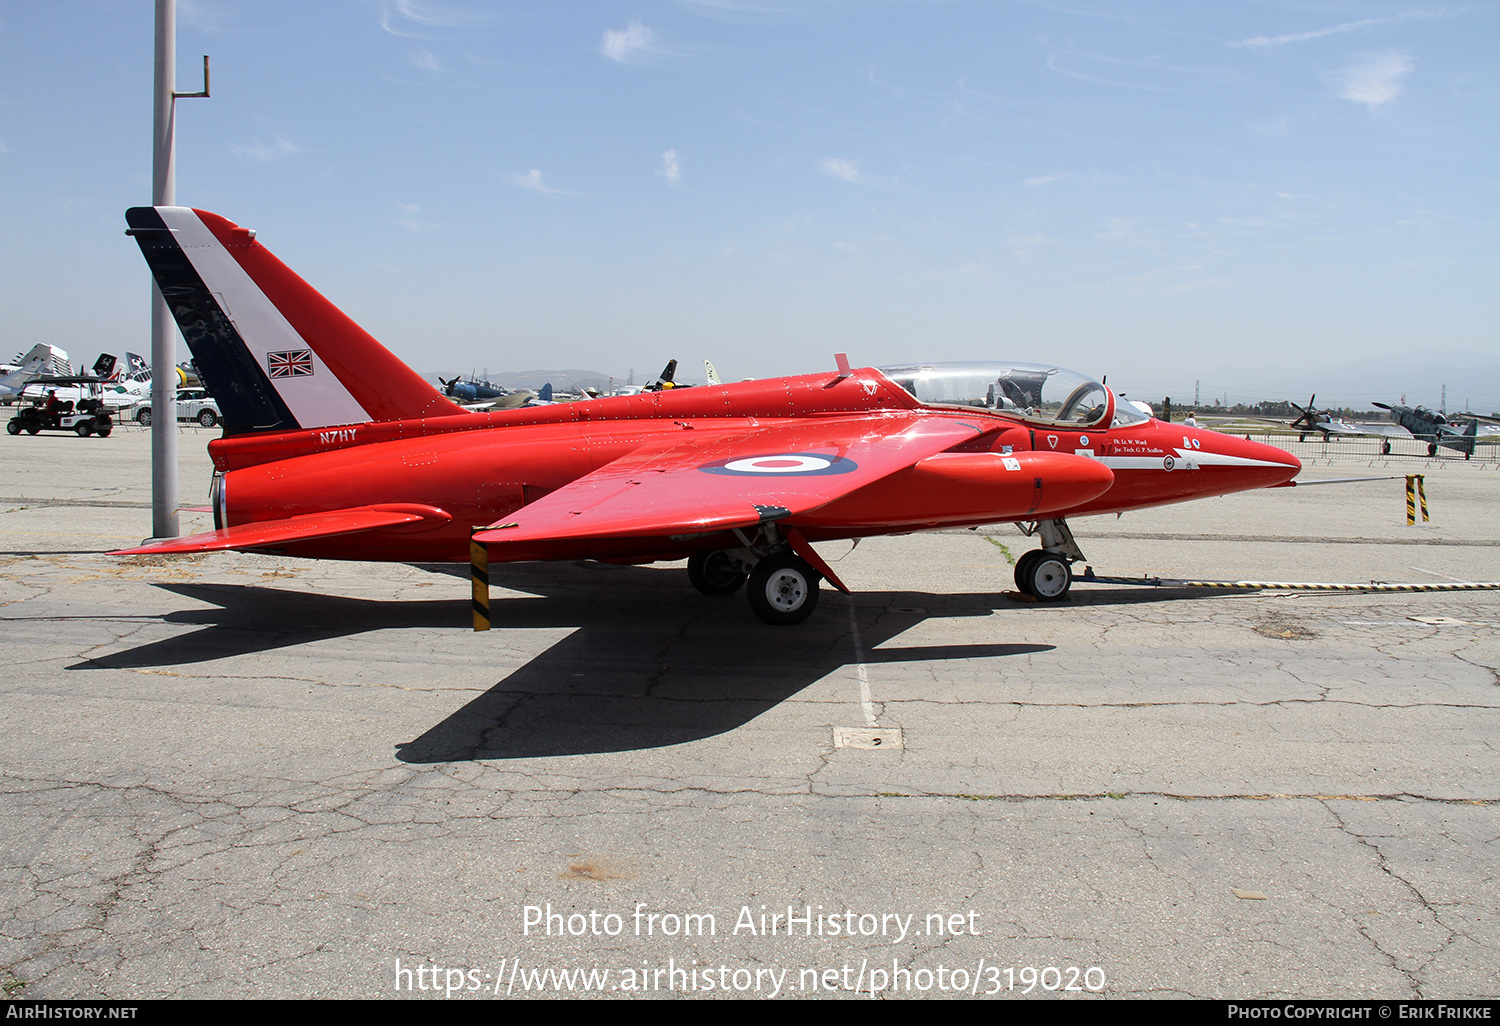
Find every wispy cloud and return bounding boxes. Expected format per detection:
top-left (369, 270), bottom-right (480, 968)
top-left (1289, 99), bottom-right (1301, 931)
top-left (658, 149), bottom-right (682, 186)
top-left (602, 20), bottom-right (667, 63)
top-left (509, 169), bottom-right (564, 194)
top-left (231, 136), bottom-right (296, 162)
top-left (1333, 51), bottom-right (1415, 109)
top-left (176, 0), bottom-right (230, 32)
top-left (1025, 173), bottom-right (1066, 187)
top-left (393, 203), bottom-right (441, 232)
top-left (820, 158), bottom-right (864, 184)
top-left (1233, 9), bottom-right (1447, 49)
top-left (379, 0), bottom-right (493, 38)
top-left (412, 48), bottom-right (443, 73)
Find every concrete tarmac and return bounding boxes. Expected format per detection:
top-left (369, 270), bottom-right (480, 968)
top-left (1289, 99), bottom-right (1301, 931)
top-left (1, 422), bottom-right (1497, 1000)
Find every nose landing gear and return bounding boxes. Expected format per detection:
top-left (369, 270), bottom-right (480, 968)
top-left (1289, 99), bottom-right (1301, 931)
top-left (1014, 549), bottom-right (1073, 600)
top-left (1014, 517), bottom-right (1085, 602)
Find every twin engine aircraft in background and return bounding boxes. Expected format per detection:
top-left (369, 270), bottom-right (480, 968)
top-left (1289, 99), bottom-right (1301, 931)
top-left (114, 206), bottom-right (1301, 624)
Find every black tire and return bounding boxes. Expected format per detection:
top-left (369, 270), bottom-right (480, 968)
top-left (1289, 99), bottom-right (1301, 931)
top-left (136, 408), bottom-right (152, 426)
top-left (75, 422), bottom-right (93, 437)
top-left (1013, 550), bottom-right (1043, 597)
top-left (5, 420), bottom-right (18, 435)
top-left (746, 553), bottom-right (821, 625)
top-left (97, 426), bottom-right (112, 438)
top-left (688, 550), bottom-right (747, 596)
top-left (1381, 441), bottom-right (1391, 455)
top-left (197, 409), bottom-right (217, 427)
top-left (27, 426), bottom-right (39, 435)
top-left (1428, 443), bottom-right (1437, 457)
top-left (1017, 550), bottom-right (1072, 602)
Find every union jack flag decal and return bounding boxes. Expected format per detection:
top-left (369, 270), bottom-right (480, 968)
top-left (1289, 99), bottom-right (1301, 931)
top-left (267, 350), bottom-right (315, 378)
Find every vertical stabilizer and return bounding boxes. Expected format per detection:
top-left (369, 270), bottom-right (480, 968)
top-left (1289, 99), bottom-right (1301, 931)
top-left (125, 206), bottom-right (464, 435)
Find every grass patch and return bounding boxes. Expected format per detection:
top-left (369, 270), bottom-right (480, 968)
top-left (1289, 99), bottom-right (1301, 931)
top-left (982, 536), bottom-right (1016, 566)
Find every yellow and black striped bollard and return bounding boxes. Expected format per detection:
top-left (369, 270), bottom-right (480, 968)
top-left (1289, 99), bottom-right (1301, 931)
top-left (1404, 474), bottom-right (1429, 525)
top-left (470, 531), bottom-right (490, 631)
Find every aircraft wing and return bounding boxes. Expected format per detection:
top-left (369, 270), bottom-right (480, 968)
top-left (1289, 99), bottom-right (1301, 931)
top-left (1315, 421), bottom-right (1408, 439)
top-left (109, 504), bottom-right (448, 556)
top-left (1343, 422), bottom-right (1412, 439)
top-left (473, 413), bottom-right (985, 547)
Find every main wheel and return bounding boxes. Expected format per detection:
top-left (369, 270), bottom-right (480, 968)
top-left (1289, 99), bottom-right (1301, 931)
top-left (746, 553), bottom-right (821, 625)
top-left (136, 408), bottom-right (152, 426)
top-left (1428, 442), bottom-right (1437, 457)
top-left (75, 422), bottom-right (93, 437)
top-left (688, 550), bottom-right (747, 595)
top-left (197, 409), bottom-right (217, 427)
top-left (97, 426), bottom-right (112, 437)
top-left (1017, 550), bottom-right (1072, 601)
top-left (1381, 440), bottom-right (1391, 455)
top-left (5, 420), bottom-right (18, 435)
top-left (1013, 550), bottom-right (1043, 596)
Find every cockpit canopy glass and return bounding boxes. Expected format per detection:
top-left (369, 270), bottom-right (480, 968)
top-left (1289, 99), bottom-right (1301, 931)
top-left (877, 362), bottom-right (1112, 428)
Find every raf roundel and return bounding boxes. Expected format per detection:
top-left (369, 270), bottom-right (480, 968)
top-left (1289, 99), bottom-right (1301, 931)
top-left (699, 452), bottom-right (859, 477)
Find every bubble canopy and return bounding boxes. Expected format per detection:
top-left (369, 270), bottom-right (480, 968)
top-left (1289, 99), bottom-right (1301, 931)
top-left (876, 362), bottom-right (1119, 428)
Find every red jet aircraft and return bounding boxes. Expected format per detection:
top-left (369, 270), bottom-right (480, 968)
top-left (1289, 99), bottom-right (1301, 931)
top-left (116, 207), bottom-right (1300, 624)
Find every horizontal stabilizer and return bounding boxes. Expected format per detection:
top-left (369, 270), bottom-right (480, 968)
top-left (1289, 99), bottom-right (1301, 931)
top-left (110, 504), bottom-right (450, 555)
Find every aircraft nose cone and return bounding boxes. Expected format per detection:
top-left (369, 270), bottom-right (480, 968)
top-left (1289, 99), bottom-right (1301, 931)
top-left (1226, 434), bottom-right (1300, 486)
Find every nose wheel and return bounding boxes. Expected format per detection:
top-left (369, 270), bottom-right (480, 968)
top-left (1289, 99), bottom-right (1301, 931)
top-left (1014, 549), bottom-right (1073, 601)
top-left (746, 553), bottom-right (822, 625)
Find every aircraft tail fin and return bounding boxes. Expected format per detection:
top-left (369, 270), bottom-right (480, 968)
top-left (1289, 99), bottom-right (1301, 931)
top-left (125, 207), bottom-right (464, 436)
top-left (1460, 418), bottom-right (1478, 456)
top-left (1, 344), bottom-right (60, 396)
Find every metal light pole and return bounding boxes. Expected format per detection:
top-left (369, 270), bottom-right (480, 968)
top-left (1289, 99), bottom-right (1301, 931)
top-left (149, 0), bottom-right (208, 539)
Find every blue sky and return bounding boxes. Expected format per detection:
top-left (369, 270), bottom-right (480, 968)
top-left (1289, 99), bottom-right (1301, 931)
top-left (2, 1), bottom-right (1495, 410)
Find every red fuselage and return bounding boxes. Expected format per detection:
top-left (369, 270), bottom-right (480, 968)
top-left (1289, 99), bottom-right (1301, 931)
top-left (203, 369), bottom-right (1298, 564)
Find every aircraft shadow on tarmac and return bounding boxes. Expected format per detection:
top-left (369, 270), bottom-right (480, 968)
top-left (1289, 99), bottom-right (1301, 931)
top-left (65, 560), bottom-right (1231, 760)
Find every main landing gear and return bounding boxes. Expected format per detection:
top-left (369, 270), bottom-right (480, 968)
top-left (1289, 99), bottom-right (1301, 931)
top-left (687, 525), bottom-right (824, 626)
top-left (1014, 518), bottom-right (1085, 602)
top-left (746, 553), bottom-right (821, 626)
top-left (687, 549), bottom-right (748, 595)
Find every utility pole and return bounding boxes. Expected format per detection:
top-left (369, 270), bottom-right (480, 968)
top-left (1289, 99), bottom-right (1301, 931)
top-left (149, 0), bottom-right (209, 539)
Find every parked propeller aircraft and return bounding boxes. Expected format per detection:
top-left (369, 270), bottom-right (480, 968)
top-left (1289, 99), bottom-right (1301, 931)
top-left (1273, 393), bottom-right (1495, 458)
top-left (11, 353), bottom-right (146, 412)
top-left (1273, 393), bottom-right (1404, 446)
top-left (1, 344), bottom-right (73, 401)
top-left (439, 374), bottom-right (535, 410)
top-left (1372, 402), bottom-right (1500, 460)
top-left (114, 206), bottom-right (1301, 623)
